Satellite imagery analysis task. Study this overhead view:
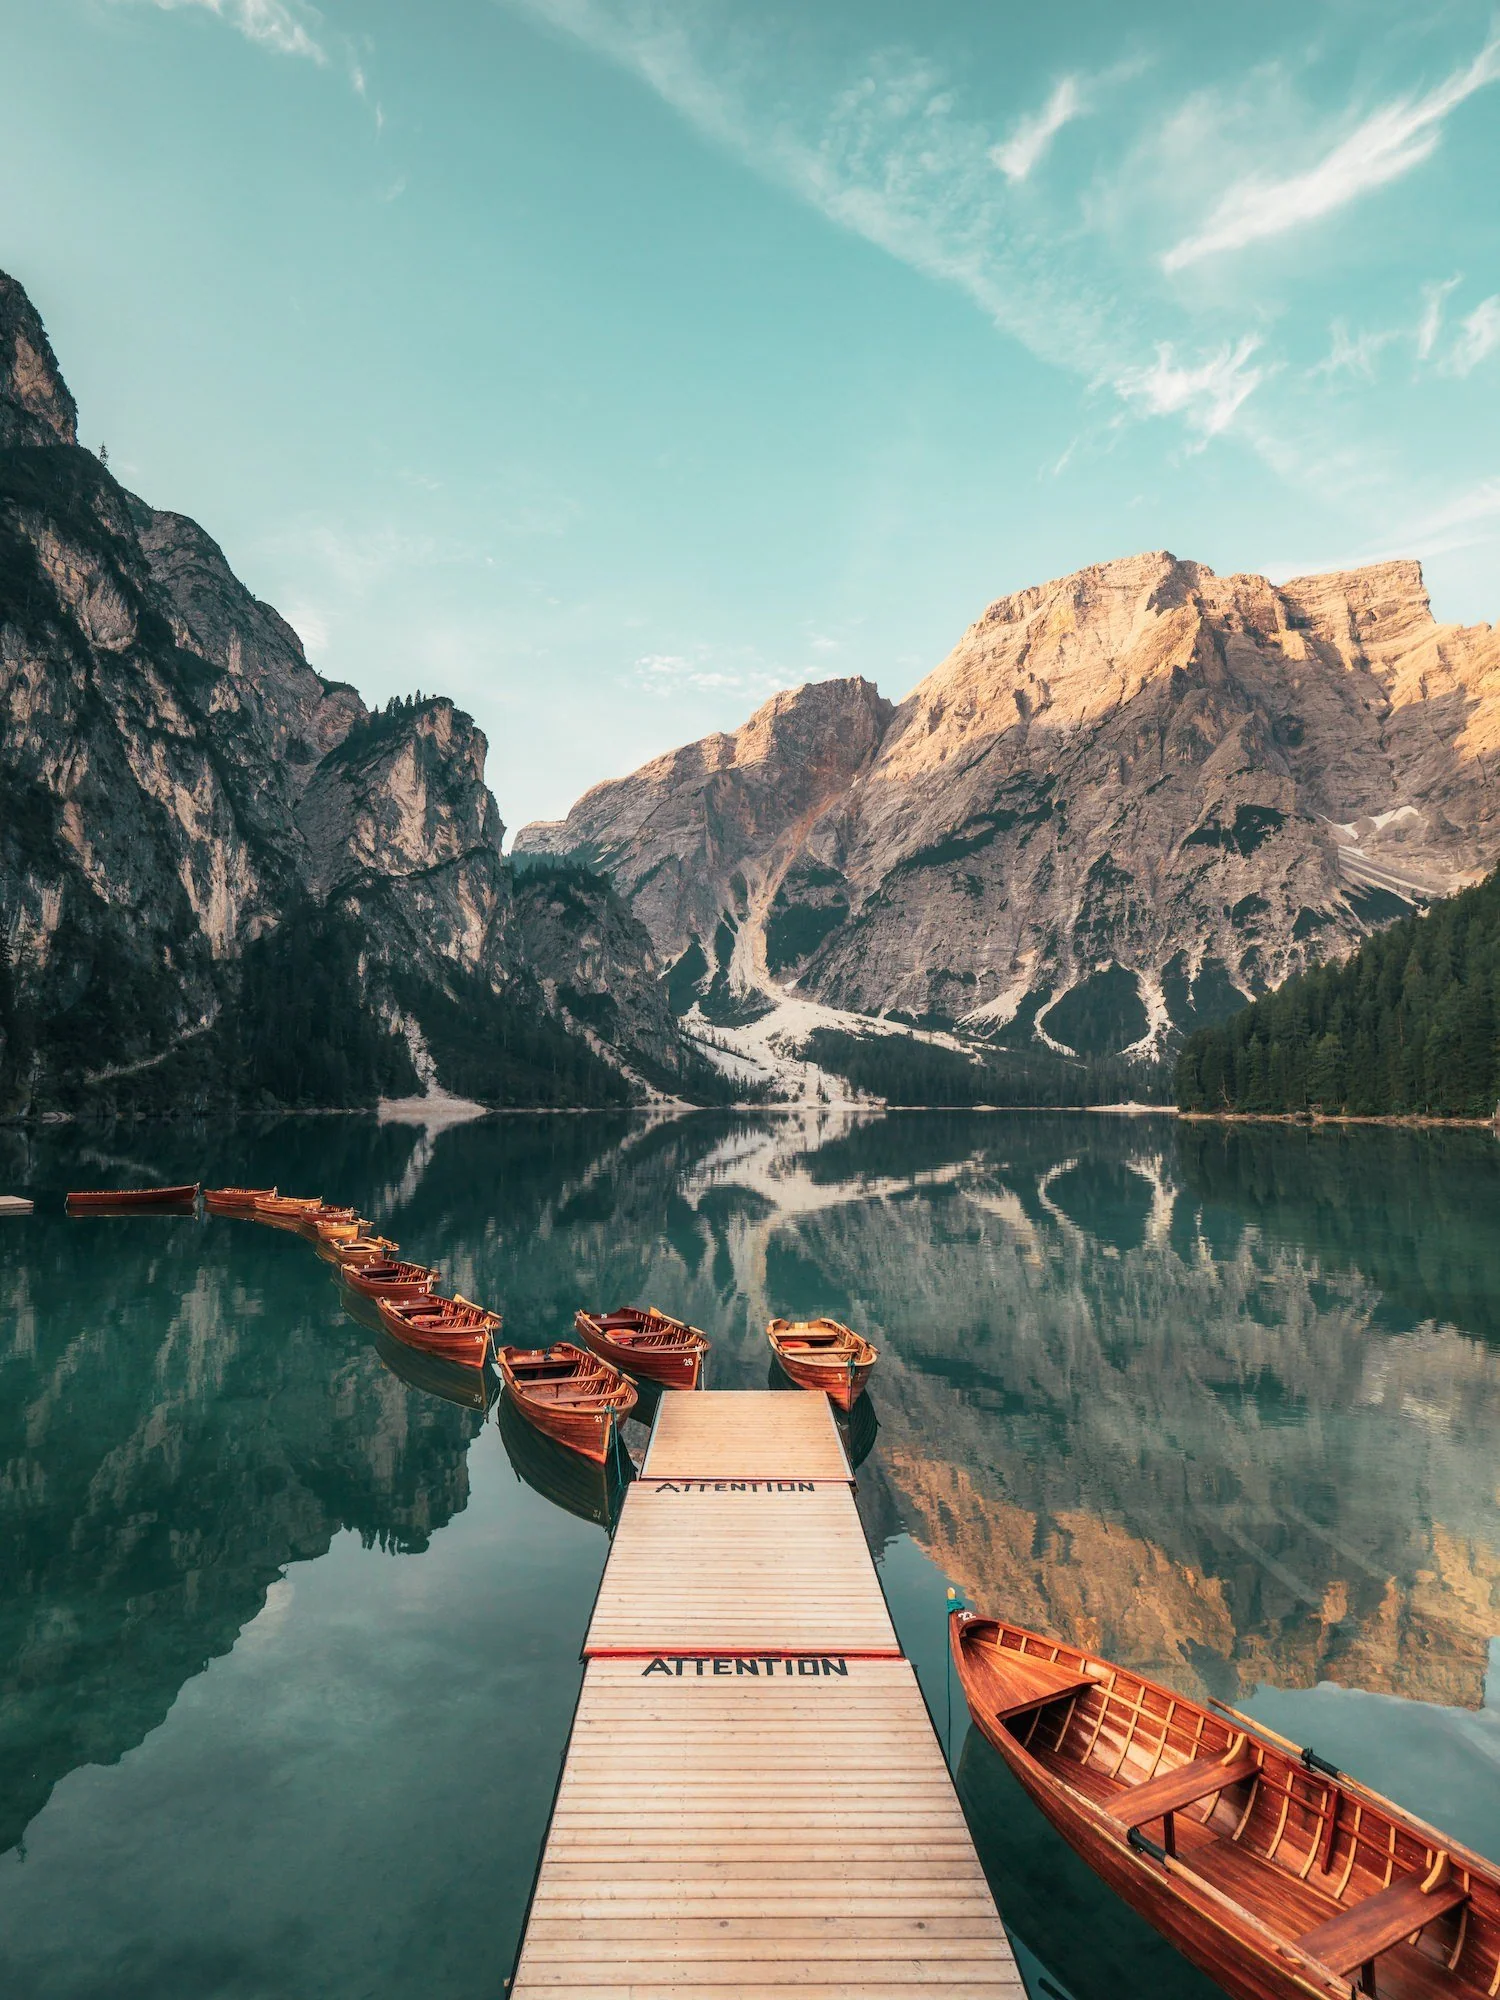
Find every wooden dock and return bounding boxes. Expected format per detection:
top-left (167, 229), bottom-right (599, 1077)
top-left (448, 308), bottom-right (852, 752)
top-left (510, 1390), bottom-right (1022, 1998)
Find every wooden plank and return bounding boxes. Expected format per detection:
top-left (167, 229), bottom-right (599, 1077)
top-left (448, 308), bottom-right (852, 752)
top-left (585, 1482), bottom-right (898, 1656)
top-left (1296, 1876), bottom-right (1468, 1975)
top-left (510, 1657), bottom-right (1021, 1998)
top-left (1109, 1750), bottom-right (1259, 1830)
top-left (513, 1388), bottom-right (1018, 1994)
top-left (643, 1389), bottom-right (852, 1482)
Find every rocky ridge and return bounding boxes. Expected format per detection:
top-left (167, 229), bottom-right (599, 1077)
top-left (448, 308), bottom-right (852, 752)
top-left (0, 271), bottom-right (703, 1114)
top-left (519, 551), bottom-right (1500, 1061)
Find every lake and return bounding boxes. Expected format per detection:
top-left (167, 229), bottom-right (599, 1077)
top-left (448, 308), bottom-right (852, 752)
top-left (1, 1109), bottom-right (1497, 2000)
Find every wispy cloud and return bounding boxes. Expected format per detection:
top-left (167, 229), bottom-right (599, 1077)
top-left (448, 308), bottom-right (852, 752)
top-left (119, 0), bottom-right (380, 108)
top-left (1404, 476), bottom-right (1500, 554)
top-left (500, 3), bottom-right (1145, 408)
top-left (633, 649), bottom-right (783, 697)
top-left (1163, 33), bottom-right (1500, 270)
top-left (990, 76), bottom-right (1083, 183)
top-left (500, 0), bottom-right (1497, 495)
top-left (1113, 336), bottom-right (1268, 439)
top-left (126, 0), bottom-right (327, 63)
top-left (1447, 296), bottom-right (1500, 376)
top-left (1416, 275), bottom-right (1462, 360)
top-left (1309, 320), bottom-right (1396, 382)
top-left (264, 522), bottom-right (482, 593)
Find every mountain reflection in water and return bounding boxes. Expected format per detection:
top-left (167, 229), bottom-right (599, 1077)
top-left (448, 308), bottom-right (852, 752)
top-left (0, 1201), bottom-right (483, 1859)
top-left (0, 1108), bottom-right (1496, 2000)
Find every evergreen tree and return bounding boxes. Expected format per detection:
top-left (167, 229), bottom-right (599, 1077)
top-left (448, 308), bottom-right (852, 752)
top-left (1178, 867), bottom-right (1500, 1117)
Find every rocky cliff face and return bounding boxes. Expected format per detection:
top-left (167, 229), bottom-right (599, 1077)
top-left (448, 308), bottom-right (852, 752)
top-left (0, 270), bottom-right (700, 1114)
top-left (510, 861), bottom-right (693, 1089)
top-left (0, 274), bottom-right (76, 448)
top-left (519, 553), bottom-right (1500, 1058)
top-left (519, 677), bottom-right (895, 1021)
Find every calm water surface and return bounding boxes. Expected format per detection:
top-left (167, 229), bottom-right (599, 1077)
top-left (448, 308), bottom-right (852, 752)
top-left (1, 1111), bottom-right (1498, 2000)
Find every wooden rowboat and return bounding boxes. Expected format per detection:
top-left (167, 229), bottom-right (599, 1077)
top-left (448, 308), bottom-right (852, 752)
top-left (574, 1306), bottom-right (709, 1390)
top-left (331, 1234), bottom-right (400, 1267)
top-left (302, 1202), bottom-right (360, 1227)
top-left (204, 1186), bottom-right (274, 1215)
top-left (67, 1183), bottom-right (199, 1212)
top-left (375, 1291), bottom-right (499, 1371)
top-left (497, 1393), bottom-right (630, 1530)
top-left (496, 1342), bottom-right (637, 1465)
top-left (766, 1316), bottom-right (877, 1411)
top-left (342, 1258), bottom-right (438, 1302)
top-left (373, 1322), bottom-right (496, 1413)
top-left (304, 1207), bottom-right (364, 1242)
top-left (312, 1220), bottom-right (368, 1249)
top-left (253, 1192), bottom-right (324, 1224)
top-left (951, 1610), bottom-right (1500, 2000)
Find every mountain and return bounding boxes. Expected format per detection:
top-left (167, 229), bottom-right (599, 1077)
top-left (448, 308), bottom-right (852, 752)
top-left (1178, 860), bottom-right (1500, 1117)
top-left (518, 552), bottom-right (1500, 1063)
top-left (0, 270), bottom-right (711, 1116)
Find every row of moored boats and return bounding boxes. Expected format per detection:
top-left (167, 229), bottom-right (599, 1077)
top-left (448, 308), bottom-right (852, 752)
top-left (66, 1180), bottom-right (878, 1465)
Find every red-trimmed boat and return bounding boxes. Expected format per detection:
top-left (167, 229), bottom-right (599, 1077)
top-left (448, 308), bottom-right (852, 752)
top-left (67, 1184), bottom-right (199, 1213)
top-left (951, 1608), bottom-right (1500, 2000)
top-left (574, 1305), bottom-right (709, 1390)
top-left (253, 1192), bottom-right (324, 1225)
top-left (331, 1233), bottom-right (401, 1267)
top-left (496, 1342), bottom-right (637, 1465)
top-left (766, 1315), bottom-right (877, 1411)
top-left (342, 1258), bottom-right (438, 1303)
top-left (303, 1205), bottom-right (364, 1242)
top-left (204, 1186), bottom-right (274, 1215)
top-left (376, 1291), bottom-right (499, 1371)
top-left (302, 1201), bottom-right (359, 1225)
top-left (374, 1322), bottom-right (495, 1412)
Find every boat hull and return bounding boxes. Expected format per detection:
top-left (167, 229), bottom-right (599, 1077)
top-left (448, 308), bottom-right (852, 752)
top-left (967, 1714), bottom-right (1310, 2000)
top-left (374, 1297), bottom-right (493, 1370)
top-left (770, 1349), bottom-right (874, 1411)
top-left (204, 1188), bottom-right (273, 1215)
top-left (952, 1615), bottom-right (1497, 2000)
top-left (331, 1236), bottom-right (400, 1267)
top-left (303, 1212), bottom-right (362, 1242)
top-left (501, 1389), bottom-right (624, 1465)
top-left (497, 1396), bottom-right (630, 1529)
top-left (766, 1316), bottom-right (878, 1412)
top-left (67, 1184), bottom-right (199, 1212)
top-left (253, 1194), bottom-right (323, 1223)
top-left (574, 1310), bottom-right (707, 1389)
top-left (374, 1325), bottom-right (494, 1411)
top-left (498, 1343), bottom-right (637, 1466)
top-left (342, 1262), bottom-right (437, 1303)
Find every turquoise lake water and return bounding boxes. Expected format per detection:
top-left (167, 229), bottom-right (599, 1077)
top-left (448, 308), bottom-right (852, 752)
top-left (1, 1110), bottom-right (1497, 1999)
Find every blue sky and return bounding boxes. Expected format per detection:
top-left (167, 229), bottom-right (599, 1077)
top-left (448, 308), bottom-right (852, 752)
top-left (3, 0), bottom-right (1498, 829)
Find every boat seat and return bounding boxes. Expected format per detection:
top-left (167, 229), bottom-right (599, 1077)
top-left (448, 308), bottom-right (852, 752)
top-left (986, 1652), bottom-right (1100, 1722)
top-left (1295, 1871), bottom-right (1468, 1982)
top-left (1111, 1750), bottom-right (1260, 1831)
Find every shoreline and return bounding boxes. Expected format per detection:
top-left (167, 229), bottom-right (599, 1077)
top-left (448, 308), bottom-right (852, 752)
top-left (1178, 1110), bottom-right (1499, 1130)
top-left (3, 1099), bottom-right (1181, 1130)
top-left (9, 1101), bottom-right (1492, 1130)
